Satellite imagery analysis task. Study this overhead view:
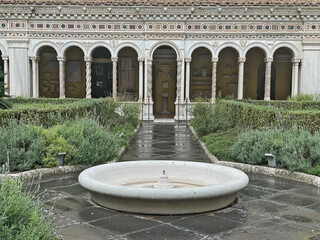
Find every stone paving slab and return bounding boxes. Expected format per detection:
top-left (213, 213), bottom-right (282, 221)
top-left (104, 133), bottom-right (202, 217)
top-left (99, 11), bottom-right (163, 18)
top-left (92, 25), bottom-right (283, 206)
top-left (37, 122), bottom-right (320, 240)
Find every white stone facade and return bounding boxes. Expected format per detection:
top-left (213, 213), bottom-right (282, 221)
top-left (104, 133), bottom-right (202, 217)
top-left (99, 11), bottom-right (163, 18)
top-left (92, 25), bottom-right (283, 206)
top-left (0, 4), bottom-right (319, 119)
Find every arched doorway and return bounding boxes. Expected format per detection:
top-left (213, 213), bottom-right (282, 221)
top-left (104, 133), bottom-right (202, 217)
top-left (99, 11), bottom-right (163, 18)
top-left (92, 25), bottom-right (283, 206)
top-left (91, 47), bottom-right (112, 98)
top-left (65, 46), bottom-right (85, 98)
top-left (152, 46), bottom-right (177, 118)
top-left (118, 47), bottom-right (139, 101)
top-left (273, 47), bottom-right (293, 99)
top-left (189, 47), bottom-right (212, 101)
top-left (245, 48), bottom-right (267, 99)
top-left (217, 48), bottom-right (239, 98)
top-left (38, 46), bottom-right (59, 98)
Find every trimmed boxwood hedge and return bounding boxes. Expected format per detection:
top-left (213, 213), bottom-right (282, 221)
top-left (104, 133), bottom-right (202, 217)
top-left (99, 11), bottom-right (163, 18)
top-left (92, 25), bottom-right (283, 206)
top-left (0, 98), bottom-right (121, 127)
top-left (216, 100), bottom-right (320, 132)
top-left (239, 99), bottom-right (320, 111)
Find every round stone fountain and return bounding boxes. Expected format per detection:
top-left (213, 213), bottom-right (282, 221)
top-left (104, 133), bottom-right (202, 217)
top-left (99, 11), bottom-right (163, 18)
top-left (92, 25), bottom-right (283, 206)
top-left (78, 161), bottom-right (249, 215)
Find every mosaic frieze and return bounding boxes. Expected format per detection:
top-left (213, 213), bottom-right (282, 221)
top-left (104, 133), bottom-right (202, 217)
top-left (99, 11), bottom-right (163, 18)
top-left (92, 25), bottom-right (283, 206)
top-left (1, 21), bottom-right (318, 33)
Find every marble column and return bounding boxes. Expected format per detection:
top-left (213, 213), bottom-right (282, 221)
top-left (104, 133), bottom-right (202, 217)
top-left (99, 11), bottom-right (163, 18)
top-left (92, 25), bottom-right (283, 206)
top-left (84, 56), bottom-right (92, 98)
top-left (2, 56), bottom-right (9, 96)
top-left (185, 58), bottom-right (191, 101)
top-left (57, 56), bottom-right (66, 99)
top-left (111, 57), bottom-right (118, 100)
top-left (138, 57), bottom-right (144, 102)
top-left (237, 57), bottom-right (246, 100)
top-left (291, 59), bottom-right (300, 97)
top-left (211, 57), bottom-right (218, 103)
top-left (30, 56), bottom-right (39, 98)
top-left (264, 57), bottom-right (273, 101)
top-left (146, 59), bottom-right (153, 102)
top-left (176, 59), bottom-right (182, 102)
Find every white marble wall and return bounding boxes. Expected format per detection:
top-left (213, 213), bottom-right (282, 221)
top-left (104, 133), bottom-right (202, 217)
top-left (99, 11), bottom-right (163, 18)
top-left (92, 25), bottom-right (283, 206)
top-left (8, 39), bottom-right (30, 97)
top-left (301, 42), bottom-right (320, 95)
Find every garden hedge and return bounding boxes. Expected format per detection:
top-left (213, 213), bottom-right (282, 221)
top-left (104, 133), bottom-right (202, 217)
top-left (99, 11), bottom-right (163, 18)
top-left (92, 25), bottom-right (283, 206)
top-left (239, 99), bottom-right (320, 111)
top-left (0, 98), bottom-right (121, 127)
top-left (218, 100), bottom-right (320, 132)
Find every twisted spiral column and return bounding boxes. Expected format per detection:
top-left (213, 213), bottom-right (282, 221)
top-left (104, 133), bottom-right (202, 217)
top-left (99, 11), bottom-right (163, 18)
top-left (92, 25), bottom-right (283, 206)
top-left (211, 57), bottom-right (218, 103)
top-left (176, 59), bottom-right (182, 102)
top-left (112, 57), bottom-right (118, 100)
top-left (57, 56), bottom-right (66, 99)
top-left (147, 59), bottom-right (153, 102)
top-left (84, 56), bottom-right (92, 98)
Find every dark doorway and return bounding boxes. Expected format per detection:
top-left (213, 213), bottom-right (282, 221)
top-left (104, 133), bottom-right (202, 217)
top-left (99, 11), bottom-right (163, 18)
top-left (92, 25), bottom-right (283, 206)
top-left (152, 46), bottom-right (177, 118)
top-left (257, 63), bottom-right (276, 100)
top-left (91, 47), bottom-right (112, 98)
top-left (91, 62), bottom-right (112, 98)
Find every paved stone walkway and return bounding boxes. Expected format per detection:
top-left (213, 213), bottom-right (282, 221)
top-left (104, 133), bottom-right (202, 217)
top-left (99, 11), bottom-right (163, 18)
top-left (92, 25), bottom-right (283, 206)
top-left (39, 122), bottom-right (320, 240)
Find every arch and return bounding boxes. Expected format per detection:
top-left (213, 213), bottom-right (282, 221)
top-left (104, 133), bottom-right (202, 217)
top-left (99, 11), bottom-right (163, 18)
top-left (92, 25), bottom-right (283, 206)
top-left (149, 41), bottom-right (182, 60)
top-left (38, 46), bottom-right (59, 98)
top-left (88, 42), bottom-right (113, 57)
top-left (243, 43), bottom-right (270, 58)
top-left (31, 41), bottom-right (59, 56)
top-left (115, 42), bottom-right (142, 58)
top-left (216, 42), bottom-right (242, 58)
top-left (61, 41), bottom-right (87, 57)
top-left (271, 43), bottom-right (299, 59)
top-left (186, 42), bottom-right (214, 59)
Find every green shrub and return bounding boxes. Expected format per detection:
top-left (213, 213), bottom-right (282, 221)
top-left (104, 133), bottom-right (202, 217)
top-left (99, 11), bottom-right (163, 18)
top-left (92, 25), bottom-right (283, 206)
top-left (0, 176), bottom-right (57, 240)
top-left (229, 128), bottom-right (320, 172)
top-left (288, 94), bottom-right (320, 102)
top-left (229, 129), bottom-right (270, 165)
top-left (0, 122), bottom-right (43, 171)
top-left (202, 128), bottom-right (239, 162)
top-left (35, 127), bottom-right (75, 167)
top-left (56, 118), bottom-right (120, 165)
top-left (190, 102), bottom-right (235, 136)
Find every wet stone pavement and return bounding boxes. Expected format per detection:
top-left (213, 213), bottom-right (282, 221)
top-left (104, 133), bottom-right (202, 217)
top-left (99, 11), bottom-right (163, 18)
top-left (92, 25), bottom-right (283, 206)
top-left (37, 122), bottom-right (320, 240)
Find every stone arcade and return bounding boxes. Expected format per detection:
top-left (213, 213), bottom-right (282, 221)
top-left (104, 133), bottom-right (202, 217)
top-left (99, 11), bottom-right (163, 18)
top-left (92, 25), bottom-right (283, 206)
top-left (0, 0), bottom-right (319, 120)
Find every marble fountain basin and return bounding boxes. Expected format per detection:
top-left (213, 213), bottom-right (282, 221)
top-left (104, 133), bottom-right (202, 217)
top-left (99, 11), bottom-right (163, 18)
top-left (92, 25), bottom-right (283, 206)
top-left (78, 161), bottom-right (249, 215)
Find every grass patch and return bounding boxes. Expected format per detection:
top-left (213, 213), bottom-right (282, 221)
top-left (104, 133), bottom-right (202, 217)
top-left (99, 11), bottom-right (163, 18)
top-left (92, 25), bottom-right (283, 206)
top-left (202, 128), bottom-right (239, 162)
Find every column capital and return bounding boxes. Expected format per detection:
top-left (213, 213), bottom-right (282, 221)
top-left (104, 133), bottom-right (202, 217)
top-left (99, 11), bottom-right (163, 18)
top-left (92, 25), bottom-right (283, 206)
top-left (111, 57), bottom-right (118, 62)
top-left (138, 57), bottom-right (145, 62)
top-left (57, 56), bottom-right (66, 62)
top-left (264, 57), bottom-right (273, 63)
top-left (177, 58), bottom-right (182, 63)
top-left (29, 56), bottom-right (39, 61)
top-left (238, 57), bottom-right (246, 63)
top-left (147, 59), bottom-right (153, 64)
top-left (211, 57), bottom-right (219, 63)
top-left (1, 55), bottom-right (8, 61)
top-left (185, 57), bottom-right (192, 63)
top-left (291, 58), bottom-right (300, 64)
top-left (84, 56), bottom-right (92, 62)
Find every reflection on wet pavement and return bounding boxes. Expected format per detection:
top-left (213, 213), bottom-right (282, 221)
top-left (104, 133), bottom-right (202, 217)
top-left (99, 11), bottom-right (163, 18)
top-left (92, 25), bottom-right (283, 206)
top-left (37, 122), bottom-right (320, 240)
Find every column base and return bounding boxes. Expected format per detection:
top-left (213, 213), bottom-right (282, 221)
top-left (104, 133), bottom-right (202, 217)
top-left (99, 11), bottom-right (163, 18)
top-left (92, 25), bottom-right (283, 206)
top-left (174, 101), bottom-right (194, 121)
top-left (142, 100), bottom-right (155, 121)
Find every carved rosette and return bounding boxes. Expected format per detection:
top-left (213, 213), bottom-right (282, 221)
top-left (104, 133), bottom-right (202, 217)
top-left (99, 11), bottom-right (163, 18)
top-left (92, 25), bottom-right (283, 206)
top-left (176, 59), bottom-right (182, 101)
top-left (57, 56), bottom-right (66, 99)
top-left (85, 56), bottom-right (92, 98)
top-left (264, 58), bottom-right (273, 101)
top-left (147, 59), bottom-right (153, 102)
top-left (211, 58), bottom-right (218, 103)
top-left (111, 57), bottom-right (118, 100)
